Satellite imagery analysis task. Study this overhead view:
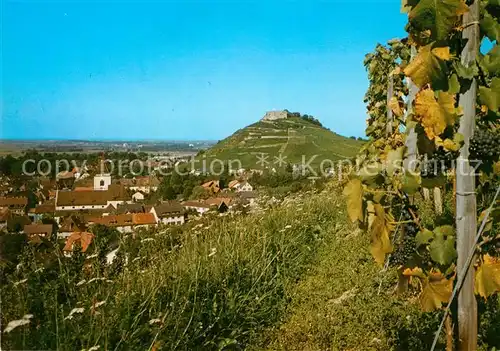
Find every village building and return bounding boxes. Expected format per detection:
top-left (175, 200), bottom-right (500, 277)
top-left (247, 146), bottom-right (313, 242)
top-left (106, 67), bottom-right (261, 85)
top-left (228, 180), bottom-right (253, 192)
top-left (0, 196), bottom-right (28, 215)
top-left (205, 198), bottom-right (233, 213)
top-left (63, 232), bottom-right (94, 255)
top-left (182, 201), bottom-right (211, 215)
top-left (28, 200), bottom-right (56, 221)
top-left (93, 174), bottom-right (112, 191)
top-left (23, 224), bottom-right (53, 238)
top-left (115, 203), bottom-right (145, 215)
top-left (89, 213), bottom-right (157, 233)
top-left (201, 180), bottom-right (221, 194)
top-left (132, 191), bottom-right (145, 202)
top-left (55, 183), bottom-right (130, 212)
top-left (121, 176), bottom-right (160, 194)
top-left (150, 201), bottom-right (185, 225)
top-left (58, 216), bottom-right (87, 239)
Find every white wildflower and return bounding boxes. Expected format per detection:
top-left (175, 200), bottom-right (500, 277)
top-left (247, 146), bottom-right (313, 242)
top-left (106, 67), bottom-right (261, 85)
top-left (34, 267), bottom-right (44, 273)
top-left (4, 314), bottom-right (33, 333)
top-left (87, 278), bottom-right (106, 284)
top-left (64, 308), bottom-right (85, 320)
top-left (88, 346), bottom-right (100, 351)
top-left (141, 238), bottom-right (154, 243)
top-left (285, 225), bottom-right (292, 229)
top-left (149, 318), bottom-right (162, 325)
top-left (93, 300), bottom-right (106, 308)
top-left (76, 280), bottom-right (86, 286)
top-left (86, 254), bottom-right (98, 259)
top-left (13, 279), bottom-right (28, 287)
top-left (208, 248), bottom-right (217, 257)
top-left (106, 248), bottom-right (119, 265)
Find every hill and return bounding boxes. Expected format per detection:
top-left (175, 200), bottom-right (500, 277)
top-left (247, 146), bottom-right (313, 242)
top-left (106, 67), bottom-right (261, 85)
top-left (198, 112), bottom-right (364, 170)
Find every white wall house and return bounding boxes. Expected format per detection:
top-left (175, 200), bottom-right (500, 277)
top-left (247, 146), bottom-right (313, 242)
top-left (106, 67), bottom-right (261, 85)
top-left (132, 192), bottom-right (145, 202)
top-left (150, 202), bottom-right (185, 225)
top-left (183, 202), bottom-right (211, 215)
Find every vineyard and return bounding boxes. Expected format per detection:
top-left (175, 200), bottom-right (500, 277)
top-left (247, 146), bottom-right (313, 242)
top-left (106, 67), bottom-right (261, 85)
top-left (344, 0), bottom-right (499, 349)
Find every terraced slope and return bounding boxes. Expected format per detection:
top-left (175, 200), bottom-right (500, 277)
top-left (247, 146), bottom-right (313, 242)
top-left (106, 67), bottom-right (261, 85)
top-left (199, 117), bottom-right (364, 169)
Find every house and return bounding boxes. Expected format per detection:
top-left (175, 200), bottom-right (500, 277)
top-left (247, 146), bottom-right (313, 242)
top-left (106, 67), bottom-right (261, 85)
top-left (28, 200), bottom-right (55, 221)
top-left (23, 224), bottom-right (53, 238)
top-left (55, 184), bottom-right (130, 212)
top-left (7, 215), bottom-right (31, 232)
top-left (122, 176), bottom-right (160, 194)
top-left (90, 213), bottom-right (157, 233)
top-left (228, 180), bottom-right (253, 192)
top-left (58, 216), bottom-right (87, 239)
top-left (0, 197), bottom-right (28, 214)
top-left (63, 232), bottom-right (94, 255)
top-left (205, 198), bottom-right (233, 213)
top-left (201, 180), bottom-right (221, 194)
top-left (132, 191), bottom-right (145, 202)
top-left (115, 203), bottom-right (145, 215)
top-left (182, 201), bottom-right (211, 215)
top-left (150, 201), bottom-right (185, 225)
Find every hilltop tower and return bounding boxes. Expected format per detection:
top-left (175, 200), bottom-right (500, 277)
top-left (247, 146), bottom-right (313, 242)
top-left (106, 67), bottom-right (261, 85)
top-left (262, 110), bottom-right (289, 121)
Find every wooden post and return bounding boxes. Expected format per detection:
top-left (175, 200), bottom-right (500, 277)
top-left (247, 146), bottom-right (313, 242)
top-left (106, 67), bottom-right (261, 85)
top-left (404, 46), bottom-right (419, 174)
top-left (456, 1), bottom-right (479, 349)
top-left (386, 74), bottom-right (394, 137)
top-left (434, 187), bottom-right (443, 215)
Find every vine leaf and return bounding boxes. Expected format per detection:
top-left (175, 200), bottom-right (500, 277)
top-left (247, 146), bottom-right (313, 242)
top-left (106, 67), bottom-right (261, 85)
top-left (475, 255), bottom-right (500, 299)
top-left (343, 179), bottom-right (363, 222)
top-left (479, 77), bottom-right (500, 112)
top-left (414, 88), bottom-right (460, 140)
top-left (408, 0), bottom-right (468, 41)
top-left (480, 45), bottom-right (500, 76)
top-left (389, 96), bottom-right (404, 117)
top-left (481, 9), bottom-right (500, 42)
top-left (370, 204), bottom-right (393, 265)
top-left (416, 229), bottom-right (434, 247)
top-left (386, 147), bottom-right (404, 176)
top-left (429, 232), bottom-right (457, 266)
top-left (404, 44), bottom-right (450, 88)
top-left (403, 268), bottom-right (453, 312)
top-left (402, 172), bottom-right (421, 194)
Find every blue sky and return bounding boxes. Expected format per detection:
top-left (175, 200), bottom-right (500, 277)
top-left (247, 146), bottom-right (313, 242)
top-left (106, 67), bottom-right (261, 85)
top-left (1, 0), bottom-right (407, 141)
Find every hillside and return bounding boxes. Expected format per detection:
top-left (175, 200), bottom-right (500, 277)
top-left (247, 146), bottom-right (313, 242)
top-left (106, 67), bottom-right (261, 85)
top-left (199, 114), bottom-right (364, 170)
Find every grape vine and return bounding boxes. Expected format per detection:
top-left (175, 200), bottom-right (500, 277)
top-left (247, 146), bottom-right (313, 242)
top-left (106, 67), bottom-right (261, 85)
top-left (344, 0), bottom-right (500, 340)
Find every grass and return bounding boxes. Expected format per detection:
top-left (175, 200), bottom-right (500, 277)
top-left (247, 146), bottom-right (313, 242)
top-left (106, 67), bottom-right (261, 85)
top-left (1, 187), bottom-right (346, 350)
top-left (198, 117), bottom-right (364, 169)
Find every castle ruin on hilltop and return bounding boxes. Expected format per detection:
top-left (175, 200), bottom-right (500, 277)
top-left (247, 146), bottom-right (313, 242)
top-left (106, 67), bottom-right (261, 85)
top-left (262, 110), bottom-right (289, 121)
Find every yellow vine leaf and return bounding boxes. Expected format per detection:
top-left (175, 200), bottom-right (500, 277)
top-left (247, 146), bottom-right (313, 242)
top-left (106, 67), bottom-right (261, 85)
top-left (414, 88), bottom-right (459, 140)
top-left (404, 45), bottom-right (450, 88)
top-left (404, 268), bottom-right (453, 312)
top-left (370, 204), bottom-right (393, 265)
top-left (432, 47), bottom-right (452, 60)
top-left (389, 96), bottom-right (404, 117)
top-left (343, 179), bottom-right (363, 223)
top-left (475, 254), bottom-right (500, 299)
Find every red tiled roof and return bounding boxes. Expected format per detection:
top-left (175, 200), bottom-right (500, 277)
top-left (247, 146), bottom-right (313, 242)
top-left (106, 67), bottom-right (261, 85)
top-left (23, 224), bottom-right (53, 236)
top-left (0, 197), bottom-right (28, 207)
top-left (132, 213), bottom-right (157, 225)
top-left (63, 232), bottom-right (94, 252)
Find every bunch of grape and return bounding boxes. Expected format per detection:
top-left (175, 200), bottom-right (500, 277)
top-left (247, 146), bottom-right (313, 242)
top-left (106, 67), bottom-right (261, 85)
top-left (390, 236), bottom-right (416, 267)
top-left (421, 147), bottom-right (458, 177)
top-left (469, 129), bottom-right (500, 162)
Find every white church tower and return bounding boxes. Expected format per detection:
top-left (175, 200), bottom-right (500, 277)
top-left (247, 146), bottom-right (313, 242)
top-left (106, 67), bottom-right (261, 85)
top-left (93, 174), bottom-right (111, 191)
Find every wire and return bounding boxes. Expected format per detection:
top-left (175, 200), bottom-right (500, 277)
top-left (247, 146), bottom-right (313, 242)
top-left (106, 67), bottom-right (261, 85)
top-left (430, 185), bottom-right (500, 351)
